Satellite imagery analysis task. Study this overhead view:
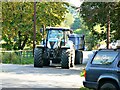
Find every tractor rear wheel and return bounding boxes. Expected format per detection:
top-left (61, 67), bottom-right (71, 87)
top-left (61, 49), bottom-right (71, 69)
top-left (34, 48), bottom-right (43, 67)
top-left (75, 50), bottom-right (83, 64)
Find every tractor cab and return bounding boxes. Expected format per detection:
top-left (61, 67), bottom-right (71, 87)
top-left (42, 27), bottom-right (72, 49)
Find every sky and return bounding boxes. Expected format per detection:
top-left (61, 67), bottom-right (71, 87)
top-left (67, 0), bottom-right (83, 7)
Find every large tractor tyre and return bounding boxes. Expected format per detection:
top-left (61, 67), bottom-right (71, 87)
top-left (75, 50), bottom-right (83, 64)
top-left (61, 49), bottom-right (71, 69)
top-left (34, 48), bottom-right (43, 67)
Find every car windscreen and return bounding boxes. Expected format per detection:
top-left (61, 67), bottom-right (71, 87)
top-left (92, 51), bottom-right (118, 65)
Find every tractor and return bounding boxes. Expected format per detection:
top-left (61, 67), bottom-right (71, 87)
top-left (34, 27), bottom-right (85, 69)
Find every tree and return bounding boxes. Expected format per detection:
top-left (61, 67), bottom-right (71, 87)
top-left (111, 2), bottom-right (120, 40)
top-left (80, 2), bottom-right (120, 48)
top-left (2, 2), bottom-right (69, 50)
top-left (2, 2), bottom-right (34, 50)
top-left (71, 17), bottom-right (81, 30)
top-left (60, 12), bottom-right (74, 28)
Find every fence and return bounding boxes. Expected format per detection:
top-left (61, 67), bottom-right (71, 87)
top-left (1, 50), bottom-right (34, 64)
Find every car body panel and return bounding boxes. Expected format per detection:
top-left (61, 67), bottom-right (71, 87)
top-left (83, 49), bottom-right (120, 89)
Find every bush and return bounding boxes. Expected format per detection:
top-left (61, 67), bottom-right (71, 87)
top-left (80, 68), bottom-right (86, 77)
top-left (2, 52), bottom-right (20, 64)
top-left (2, 51), bottom-right (33, 64)
top-left (0, 52), bottom-right (2, 63)
top-left (20, 57), bottom-right (33, 64)
top-left (80, 87), bottom-right (92, 90)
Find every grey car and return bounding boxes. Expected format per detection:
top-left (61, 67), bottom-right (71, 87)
top-left (83, 49), bottom-right (120, 90)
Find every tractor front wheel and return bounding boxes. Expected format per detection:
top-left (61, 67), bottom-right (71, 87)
top-left (34, 48), bottom-right (43, 67)
top-left (75, 50), bottom-right (83, 64)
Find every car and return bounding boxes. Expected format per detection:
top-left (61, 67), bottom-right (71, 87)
top-left (83, 40), bottom-right (120, 90)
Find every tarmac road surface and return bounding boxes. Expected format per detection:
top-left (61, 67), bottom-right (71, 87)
top-left (0, 64), bottom-right (85, 89)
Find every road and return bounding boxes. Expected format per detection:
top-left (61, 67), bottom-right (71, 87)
top-left (0, 64), bottom-right (85, 89)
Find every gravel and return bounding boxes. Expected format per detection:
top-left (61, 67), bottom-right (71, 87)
top-left (1, 64), bottom-right (86, 88)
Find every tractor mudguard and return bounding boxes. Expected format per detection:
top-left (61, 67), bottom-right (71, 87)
top-left (61, 46), bottom-right (70, 49)
top-left (36, 45), bottom-right (44, 48)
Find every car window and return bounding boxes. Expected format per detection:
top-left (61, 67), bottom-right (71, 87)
top-left (92, 51), bottom-right (118, 65)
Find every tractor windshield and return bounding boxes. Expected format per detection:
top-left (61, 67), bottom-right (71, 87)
top-left (48, 30), bottom-right (63, 39)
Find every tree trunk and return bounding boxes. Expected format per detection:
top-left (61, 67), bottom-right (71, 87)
top-left (33, 1), bottom-right (36, 56)
top-left (18, 31), bottom-right (22, 50)
top-left (18, 31), bottom-right (28, 50)
top-left (107, 15), bottom-right (110, 49)
top-left (21, 36), bottom-right (28, 50)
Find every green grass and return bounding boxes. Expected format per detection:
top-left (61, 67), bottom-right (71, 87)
top-left (19, 57), bottom-right (34, 64)
top-left (80, 70), bottom-right (84, 77)
top-left (2, 57), bottom-right (34, 64)
top-left (2, 51), bottom-right (34, 64)
top-left (80, 87), bottom-right (93, 90)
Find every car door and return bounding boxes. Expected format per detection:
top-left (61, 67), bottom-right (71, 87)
top-left (87, 51), bottom-right (118, 82)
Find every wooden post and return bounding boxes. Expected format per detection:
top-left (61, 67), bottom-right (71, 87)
top-left (33, 1), bottom-right (36, 56)
top-left (107, 14), bottom-right (110, 49)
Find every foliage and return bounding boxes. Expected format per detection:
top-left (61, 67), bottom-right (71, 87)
top-left (71, 17), bottom-right (81, 30)
top-left (80, 87), bottom-right (92, 90)
top-left (67, 6), bottom-right (98, 50)
top-left (2, 52), bottom-right (20, 64)
top-left (80, 2), bottom-right (120, 42)
top-left (2, 2), bottom-right (69, 50)
top-left (111, 2), bottom-right (120, 40)
top-left (2, 2), bottom-right (35, 50)
top-left (36, 2), bottom-right (69, 26)
top-left (80, 69), bottom-right (85, 77)
top-left (72, 16), bottom-right (94, 50)
top-left (2, 51), bottom-right (33, 64)
top-left (60, 12), bottom-right (74, 28)
top-left (0, 52), bottom-right (1, 63)
top-left (17, 57), bottom-right (33, 64)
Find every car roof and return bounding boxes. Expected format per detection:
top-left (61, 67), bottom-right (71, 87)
top-left (98, 49), bottom-right (120, 53)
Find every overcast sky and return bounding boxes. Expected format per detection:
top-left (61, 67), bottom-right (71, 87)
top-left (67, 0), bottom-right (83, 7)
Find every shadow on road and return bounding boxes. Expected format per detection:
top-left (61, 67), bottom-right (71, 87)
top-left (2, 64), bottom-right (86, 76)
top-left (2, 88), bottom-right (91, 90)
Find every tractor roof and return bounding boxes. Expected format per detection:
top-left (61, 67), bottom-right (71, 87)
top-left (46, 27), bottom-right (71, 31)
